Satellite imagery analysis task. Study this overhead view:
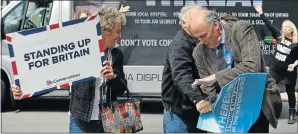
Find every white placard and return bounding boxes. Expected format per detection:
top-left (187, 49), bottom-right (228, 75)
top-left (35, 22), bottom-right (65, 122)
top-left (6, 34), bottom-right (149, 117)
top-left (6, 15), bottom-right (104, 99)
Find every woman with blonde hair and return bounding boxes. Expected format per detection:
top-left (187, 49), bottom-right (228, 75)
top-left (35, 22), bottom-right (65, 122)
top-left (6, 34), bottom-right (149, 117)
top-left (254, 4), bottom-right (298, 124)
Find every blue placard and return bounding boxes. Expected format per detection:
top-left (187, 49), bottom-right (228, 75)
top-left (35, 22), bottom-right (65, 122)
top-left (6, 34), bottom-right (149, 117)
top-left (197, 73), bottom-right (267, 133)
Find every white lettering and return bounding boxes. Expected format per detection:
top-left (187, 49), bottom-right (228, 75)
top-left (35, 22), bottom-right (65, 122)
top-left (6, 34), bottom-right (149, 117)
top-left (277, 45), bottom-right (291, 54)
top-left (209, 0), bottom-right (225, 6)
top-left (281, 39), bottom-right (291, 46)
top-left (142, 39), bottom-right (158, 46)
top-left (219, 90), bottom-right (231, 125)
top-left (161, 0), bottom-right (171, 6)
top-left (159, 19), bottom-right (177, 24)
top-left (173, 12), bottom-right (179, 17)
top-left (137, 12), bottom-right (149, 17)
top-left (275, 13), bottom-right (283, 17)
top-left (238, 12), bottom-right (248, 17)
top-left (140, 19), bottom-right (151, 24)
top-left (146, 0), bottom-right (263, 7)
top-left (120, 39), bottom-right (141, 47)
top-left (151, 19), bottom-right (159, 24)
top-left (124, 12), bottom-right (137, 17)
top-left (159, 39), bottom-right (172, 46)
top-left (174, 0), bottom-right (184, 6)
top-left (150, 12), bottom-right (168, 17)
top-left (275, 52), bottom-right (287, 61)
top-left (226, 0), bottom-right (251, 7)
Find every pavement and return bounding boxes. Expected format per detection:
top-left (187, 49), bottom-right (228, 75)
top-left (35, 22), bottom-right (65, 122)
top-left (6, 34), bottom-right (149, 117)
top-left (1, 99), bottom-right (297, 133)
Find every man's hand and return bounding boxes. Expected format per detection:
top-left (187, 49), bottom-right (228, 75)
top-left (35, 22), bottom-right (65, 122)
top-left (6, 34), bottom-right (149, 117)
top-left (196, 100), bottom-right (213, 114)
top-left (100, 61), bottom-right (115, 80)
top-left (119, 5), bottom-right (130, 13)
top-left (191, 74), bottom-right (216, 89)
top-left (11, 84), bottom-right (23, 100)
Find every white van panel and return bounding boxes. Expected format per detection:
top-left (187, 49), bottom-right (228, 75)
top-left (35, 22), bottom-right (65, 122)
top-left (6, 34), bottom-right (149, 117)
top-left (124, 66), bottom-right (163, 97)
top-left (49, 1), bottom-right (60, 24)
top-left (61, 1), bottom-right (72, 22)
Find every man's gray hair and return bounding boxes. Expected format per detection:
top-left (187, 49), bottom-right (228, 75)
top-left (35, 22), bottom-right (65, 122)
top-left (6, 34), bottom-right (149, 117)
top-left (204, 10), bottom-right (221, 27)
top-left (178, 4), bottom-right (220, 27)
top-left (178, 4), bottom-right (203, 26)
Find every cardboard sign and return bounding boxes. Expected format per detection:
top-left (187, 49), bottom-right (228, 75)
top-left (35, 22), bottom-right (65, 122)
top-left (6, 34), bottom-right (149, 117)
top-left (197, 73), bottom-right (267, 133)
top-left (6, 15), bottom-right (105, 99)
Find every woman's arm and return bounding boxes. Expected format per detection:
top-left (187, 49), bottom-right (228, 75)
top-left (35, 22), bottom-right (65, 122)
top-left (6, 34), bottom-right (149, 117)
top-left (110, 49), bottom-right (127, 96)
top-left (293, 60), bottom-right (298, 67)
top-left (254, 4), bottom-right (281, 39)
top-left (287, 60), bottom-right (298, 72)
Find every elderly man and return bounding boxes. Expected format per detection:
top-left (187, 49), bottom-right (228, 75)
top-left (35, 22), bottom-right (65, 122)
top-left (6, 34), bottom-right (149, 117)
top-left (161, 5), bottom-right (207, 133)
top-left (187, 5), bottom-right (282, 133)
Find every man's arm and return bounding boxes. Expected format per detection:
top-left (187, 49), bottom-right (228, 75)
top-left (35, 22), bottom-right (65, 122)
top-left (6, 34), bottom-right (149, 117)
top-left (215, 22), bottom-right (262, 88)
top-left (192, 45), bottom-right (218, 93)
top-left (169, 42), bottom-right (204, 105)
top-left (193, 45), bottom-right (209, 78)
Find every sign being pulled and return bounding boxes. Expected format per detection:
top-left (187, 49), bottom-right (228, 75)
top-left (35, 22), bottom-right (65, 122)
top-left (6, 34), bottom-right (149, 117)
top-left (197, 73), bottom-right (267, 133)
top-left (6, 15), bottom-right (105, 99)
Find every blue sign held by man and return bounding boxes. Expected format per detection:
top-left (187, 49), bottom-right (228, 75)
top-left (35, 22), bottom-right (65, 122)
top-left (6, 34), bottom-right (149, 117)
top-left (197, 73), bottom-right (268, 133)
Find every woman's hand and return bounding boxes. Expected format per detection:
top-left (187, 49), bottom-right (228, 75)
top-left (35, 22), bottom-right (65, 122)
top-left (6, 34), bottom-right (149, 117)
top-left (253, 4), bottom-right (263, 15)
top-left (11, 84), bottom-right (23, 100)
top-left (287, 64), bottom-right (295, 72)
top-left (119, 5), bottom-right (130, 13)
top-left (100, 61), bottom-right (115, 80)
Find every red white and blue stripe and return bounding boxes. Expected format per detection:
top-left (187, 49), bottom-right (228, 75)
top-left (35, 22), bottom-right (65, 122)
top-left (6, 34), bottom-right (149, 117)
top-left (6, 15), bottom-right (105, 99)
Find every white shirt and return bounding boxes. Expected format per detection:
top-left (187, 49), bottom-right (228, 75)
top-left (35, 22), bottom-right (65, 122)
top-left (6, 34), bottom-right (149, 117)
top-left (90, 77), bottom-right (103, 120)
top-left (90, 47), bottom-right (113, 120)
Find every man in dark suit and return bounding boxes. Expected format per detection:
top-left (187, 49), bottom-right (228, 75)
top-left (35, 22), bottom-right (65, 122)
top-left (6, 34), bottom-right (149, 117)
top-left (189, 6), bottom-right (282, 133)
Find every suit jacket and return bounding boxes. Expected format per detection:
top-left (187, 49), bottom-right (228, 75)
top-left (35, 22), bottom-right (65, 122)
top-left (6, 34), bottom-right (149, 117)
top-left (192, 21), bottom-right (282, 128)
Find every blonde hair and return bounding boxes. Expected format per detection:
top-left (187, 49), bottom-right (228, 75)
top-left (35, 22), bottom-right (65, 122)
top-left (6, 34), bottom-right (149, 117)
top-left (74, 9), bottom-right (92, 19)
top-left (282, 20), bottom-right (298, 44)
top-left (97, 7), bottom-right (127, 35)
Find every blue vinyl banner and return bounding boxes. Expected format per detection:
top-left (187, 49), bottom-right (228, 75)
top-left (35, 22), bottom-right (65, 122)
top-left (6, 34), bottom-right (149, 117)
top-left (197, 73), bottom-right (267, 133)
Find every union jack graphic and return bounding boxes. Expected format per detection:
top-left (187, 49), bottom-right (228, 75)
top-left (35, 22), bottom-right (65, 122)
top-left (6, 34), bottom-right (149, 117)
top-left (6, 15), bottom-right (105, 99)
